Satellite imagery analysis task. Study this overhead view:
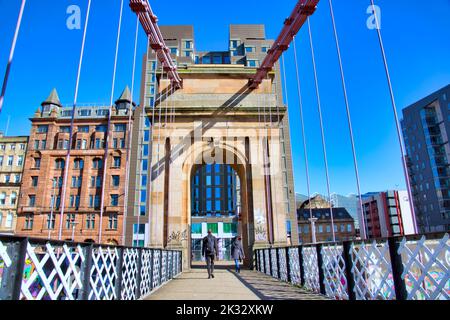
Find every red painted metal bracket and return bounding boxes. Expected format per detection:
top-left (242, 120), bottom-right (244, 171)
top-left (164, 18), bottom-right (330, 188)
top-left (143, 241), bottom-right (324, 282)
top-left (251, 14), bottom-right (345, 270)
top-left (129, 0), bottom-right (183, 89)
top-left (249, 0), bottom-right (320, 89)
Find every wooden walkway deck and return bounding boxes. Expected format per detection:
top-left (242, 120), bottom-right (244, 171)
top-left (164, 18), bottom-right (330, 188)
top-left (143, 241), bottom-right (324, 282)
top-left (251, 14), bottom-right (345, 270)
top-left (144, 262), bottom-right (328, 300)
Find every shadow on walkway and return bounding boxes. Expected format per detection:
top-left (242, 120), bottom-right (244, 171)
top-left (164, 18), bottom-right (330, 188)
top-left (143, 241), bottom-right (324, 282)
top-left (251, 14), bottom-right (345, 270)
top-left (145, 261), bottom-right (327, 300)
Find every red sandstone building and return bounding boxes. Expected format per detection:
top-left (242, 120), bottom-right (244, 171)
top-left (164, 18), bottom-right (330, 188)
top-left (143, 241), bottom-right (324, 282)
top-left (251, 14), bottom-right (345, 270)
top-left (15, 88), bottom-right (134, 244)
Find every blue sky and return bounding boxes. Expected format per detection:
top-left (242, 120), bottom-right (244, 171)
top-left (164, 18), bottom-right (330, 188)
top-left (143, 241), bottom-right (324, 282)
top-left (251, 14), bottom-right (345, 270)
top-left (0, 0), bottom-right (449, 196)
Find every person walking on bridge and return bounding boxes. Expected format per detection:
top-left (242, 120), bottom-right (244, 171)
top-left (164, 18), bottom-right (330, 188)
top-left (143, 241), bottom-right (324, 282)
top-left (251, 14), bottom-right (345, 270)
top-left (231, 236), bottom-right (245, 273)
top-left (202, 229), bottom-right (219, 279)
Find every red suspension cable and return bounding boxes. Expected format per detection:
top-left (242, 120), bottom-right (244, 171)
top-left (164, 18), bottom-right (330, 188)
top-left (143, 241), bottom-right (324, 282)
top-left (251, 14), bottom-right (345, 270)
top-left (129, 0), bottom-right (182, 89)
top-left (249, 0), bottom-right (319, 89)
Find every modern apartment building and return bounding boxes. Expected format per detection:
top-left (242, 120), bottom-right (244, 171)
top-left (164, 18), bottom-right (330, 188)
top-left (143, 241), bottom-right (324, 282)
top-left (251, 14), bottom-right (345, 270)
top-left (401, 84), bottom-right (450, 233)
top-left (0, 134), bottom-right (28, 234)
top-left (15, 88), bottom-right (134, 244)
top-left (361, 190), bottom-right (416, 239)
top-left (297, 195), bottom-right (356, 243)
top-left (128, 24), bottom-right (299, 250)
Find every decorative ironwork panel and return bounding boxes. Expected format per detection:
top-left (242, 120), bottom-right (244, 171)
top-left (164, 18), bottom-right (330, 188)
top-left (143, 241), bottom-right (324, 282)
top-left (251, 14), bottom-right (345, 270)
top-left (161, 251), bottom-right (167, 283)
top-left (288, 248), bottom-right (301, 285)
top-left (140, 249), bottom-right (153, 297)
top-left (258, 250), bottom-right (264, 272)
top-left (20, 242), bottom-right (85, 300)
top-left (89, 247), bottom-right (119, 300)
top-left (152, 250), bottom-right (161, 288)
top-left (321, 244), bottom-right (348, 300)
top-left (270, 249), bottom-right (278, 278)
top-left (121, 248), bottom-right (139, 300)
top-left (0, 240), bottom-right (12, 289)
top-left (278, 248), bottom-right (288, 282)
top-left (168, 251), bottom-right (173, 280)
top-left (264, 249), bottom-right (271, 276)
top-left (350, 240), bottom-right (395, 300)
top-left (302, 246), bottom-right (320, 293)
top-left (399, 234), bottom-right (450, 300)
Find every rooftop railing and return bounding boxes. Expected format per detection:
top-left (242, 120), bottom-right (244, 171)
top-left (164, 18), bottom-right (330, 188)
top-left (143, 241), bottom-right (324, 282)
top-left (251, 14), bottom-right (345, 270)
top-left (0, 235), bottom-right (182, 300)
top-left (254, 232), bottom-right (449, 300)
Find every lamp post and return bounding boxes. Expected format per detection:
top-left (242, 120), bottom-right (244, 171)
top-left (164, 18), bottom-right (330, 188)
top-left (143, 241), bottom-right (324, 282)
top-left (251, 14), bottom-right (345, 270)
top-left (309, 217), bottom-right (318, 244)
top-left (71, 221), bottom-right (79, 242)
top-left (48, 178), bottom-right (56, 239)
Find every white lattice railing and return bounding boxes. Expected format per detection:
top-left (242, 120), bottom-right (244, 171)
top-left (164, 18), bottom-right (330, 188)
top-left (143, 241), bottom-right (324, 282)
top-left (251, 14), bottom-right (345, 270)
top-left (0, 236), bottom-right (182, 300)
top-left (254, 232), bottom-right (450, 300)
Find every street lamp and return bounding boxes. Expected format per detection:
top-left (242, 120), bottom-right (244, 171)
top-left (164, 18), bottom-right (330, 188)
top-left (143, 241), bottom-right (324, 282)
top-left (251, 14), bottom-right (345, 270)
top-left (48, 177), bottom-right (57, 239)
top-left (71, 221), bottom-right (79, 242)
top-left (309, 217), bottom-right (318, 244)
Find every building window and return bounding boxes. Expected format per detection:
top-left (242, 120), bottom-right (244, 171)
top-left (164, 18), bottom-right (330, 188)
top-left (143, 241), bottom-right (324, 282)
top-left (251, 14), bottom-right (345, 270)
top-left (47, 214), bottom-right (55, 230)
top-left (191, 223), bottom-right (202, 234)
top-left (29, 195), bottom-right (36, 207)
top-left (10, 192), bottom-right (17, 205)
top-left (113, 157), bottom-right (121, 168)
top-left (111, 195), bottom-right (119, 207)
top-left (69, 195), bottom-right (80, 208)
top-left (230, 40), bottom-right (240, 49)
top-left (114, 124), bottom-right (126, 132)
top-left (34, 158), bottom-right (41, 169)
top-left (206, 223), bottom-right (218, 234)
top-left (223, 223), bottom-right (237, 234)
top-left (14, 174), bottom-right (20, 183)
top-left (140, 205), bottom-right (146, 216)
top-left (17, 156), bottom-right (24, 166)
top-left (74, 159), bottom-right (84, 170)
top-left (213, 55), bottom-right (222, 64)
top-left (245, 46), bottom-right (255, 53)
top-left (318, 225), bottom-right (323, 233)
top-left (25, 214), bottom-right (34, 230)
top-left (0, 193), bottom-right (6, 205)
top-left (31, 176), bottom-right (39, 187)
top-left (5, 212), bottom-right (13, 228)
top-left (247, 59), bottom-right (259, 67)
top-left (7, 156), bottom-right (13, 166)
top-left (112, 175), bottom-right (120, 187)
top-left (78, 126), bottom-right (89, 133)
top-left (65, 213), bottom-right (76, 229)
top-left (108, 213), bottom-right (118, 230)
top-left (78, 109), bottom-right (91, 117)
top-left (170, 47), bottom-right (178, 55)
top-left (261, 46), bottom-right (269, 53)
top-left (347, 224), bottom-right (352, 232)
top-left (184, 40), bottom-right (192, 49)
top-left (89, 195), bottom-right (100, 208)
top-left (71, 176), bottom-right (82, 188)
top-left (0, 156), bottom-right (3, 166)
top-left (202, 55), bottom-right (211, 64)
top-left (60, 126), bottom-right (70, 133)
top-left (93, 158), bottom-right (103, 169)
top-left (55, 159), bottom-right (65, 169)
top-left (86, 214), bottom-right (95, 229)
top-left (37, 125), bottom-right (49, 133)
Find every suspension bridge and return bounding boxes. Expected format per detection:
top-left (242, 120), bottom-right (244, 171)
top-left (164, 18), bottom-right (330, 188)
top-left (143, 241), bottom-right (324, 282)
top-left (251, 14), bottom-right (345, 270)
top-left (0, 0), bottom-right (448, 301)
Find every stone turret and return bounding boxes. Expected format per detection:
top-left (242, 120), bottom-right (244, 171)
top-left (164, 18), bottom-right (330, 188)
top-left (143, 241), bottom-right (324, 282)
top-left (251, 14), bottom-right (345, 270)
top-left (115, 86), bottom-right (135, 111)
top-left (41, 88), bottom-right (62, 116)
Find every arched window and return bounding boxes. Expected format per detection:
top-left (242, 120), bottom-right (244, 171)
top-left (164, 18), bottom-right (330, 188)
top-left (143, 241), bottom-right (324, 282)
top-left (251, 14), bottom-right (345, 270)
top-left (55, 158), bottom-right (65, 169)
top-left (74, 158), bottom-right (84, 170)
top-left (92, 158), bottom-right (103, 169)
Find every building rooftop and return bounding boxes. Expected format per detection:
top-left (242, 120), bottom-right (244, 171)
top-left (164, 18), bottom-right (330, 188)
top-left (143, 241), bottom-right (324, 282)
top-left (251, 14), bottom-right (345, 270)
top-left (297, 207), bottom-right (354, 222)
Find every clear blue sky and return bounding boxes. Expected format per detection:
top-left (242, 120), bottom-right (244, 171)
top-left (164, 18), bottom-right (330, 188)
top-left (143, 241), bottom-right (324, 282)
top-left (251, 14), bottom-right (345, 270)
top-left (0, 0), bottom-right (449, 196)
